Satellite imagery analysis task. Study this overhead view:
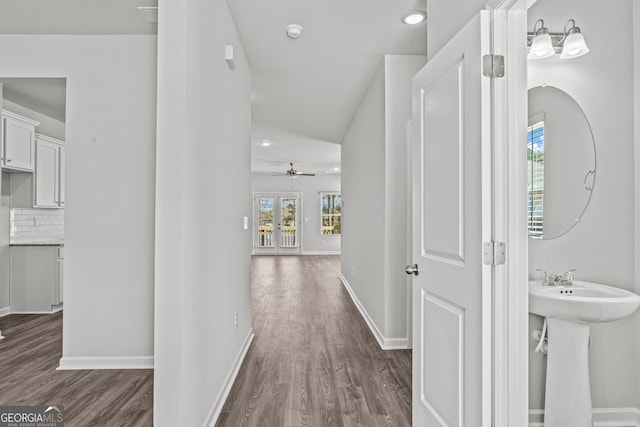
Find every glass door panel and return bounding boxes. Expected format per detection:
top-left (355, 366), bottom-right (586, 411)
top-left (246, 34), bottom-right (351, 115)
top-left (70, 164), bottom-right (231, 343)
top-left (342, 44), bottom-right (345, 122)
top-left (280, 197), bottom-right (298, 248)
top-left (257, 197), bottom-right (274, 248)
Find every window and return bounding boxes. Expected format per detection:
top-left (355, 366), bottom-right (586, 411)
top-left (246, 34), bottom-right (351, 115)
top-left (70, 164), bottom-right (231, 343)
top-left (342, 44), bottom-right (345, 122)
top-left (527, 120), bottom-right (544, 238)
top-left (321, 192), bottom-right (341, 235)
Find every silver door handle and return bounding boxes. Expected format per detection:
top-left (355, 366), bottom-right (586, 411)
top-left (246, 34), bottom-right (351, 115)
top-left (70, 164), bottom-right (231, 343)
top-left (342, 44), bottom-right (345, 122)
top-left (405, 264), bottom-right (419, 276)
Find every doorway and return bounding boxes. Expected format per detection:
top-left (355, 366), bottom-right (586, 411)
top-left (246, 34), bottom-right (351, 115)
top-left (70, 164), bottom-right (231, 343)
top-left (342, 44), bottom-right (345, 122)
top-left (253, 192), bottom-right (302, 255)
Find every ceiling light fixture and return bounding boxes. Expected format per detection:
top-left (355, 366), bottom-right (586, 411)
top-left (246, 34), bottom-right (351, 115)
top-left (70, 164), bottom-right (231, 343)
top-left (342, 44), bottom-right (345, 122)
top-left (527, 18), bottom-right (589, 60)
top-left (260, 140), bottom-right (271, 147)
top-left (401, 10), bottom-right (427, 25)
top-left (286, 24), bottom-right (304, 39)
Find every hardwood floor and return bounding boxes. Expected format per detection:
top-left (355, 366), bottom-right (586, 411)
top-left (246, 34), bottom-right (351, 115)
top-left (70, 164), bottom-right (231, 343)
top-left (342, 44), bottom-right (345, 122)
top-left (0, 312), bottom-right (153, 427)
top-left (216, 255), bottom-right (412, 427)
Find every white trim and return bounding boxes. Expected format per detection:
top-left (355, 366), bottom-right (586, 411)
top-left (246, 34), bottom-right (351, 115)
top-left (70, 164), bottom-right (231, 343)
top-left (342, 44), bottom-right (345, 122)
top-left (57, 356), bottom-right (154, 370)
top-left (0, 306), bottom-right (10, 317)
top-left (492, 1), bottom-right (531, 425)
top-left (633, 0), bottom-right (640, 412)
top-left (204, 328), bottom-right (255, 427)
top-left (300, 251), bottom-right (341, 255)
top-left (529, 408), bottom-right (640, 426)
top-left (339, 274), bottom-right (409, 350)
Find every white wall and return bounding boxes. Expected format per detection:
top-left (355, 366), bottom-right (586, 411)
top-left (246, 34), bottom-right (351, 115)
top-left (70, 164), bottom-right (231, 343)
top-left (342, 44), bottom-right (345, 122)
top-left (154, 0), bottom-right (253, 425)
top-left (341, 55), bottom-right (425, 346)
top-left (0, 35), bottom-right (157, 367)
top-left (342, 63), bottom-right (386, 336)
top-left (527, 0), bottom-right (637, 411)
top-left (251, 173), bottom-right (341, 254)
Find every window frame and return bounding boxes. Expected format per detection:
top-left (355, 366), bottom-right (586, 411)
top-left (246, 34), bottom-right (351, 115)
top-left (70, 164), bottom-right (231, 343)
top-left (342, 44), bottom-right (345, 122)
top-left (320, 192), bottom-right (341, 236)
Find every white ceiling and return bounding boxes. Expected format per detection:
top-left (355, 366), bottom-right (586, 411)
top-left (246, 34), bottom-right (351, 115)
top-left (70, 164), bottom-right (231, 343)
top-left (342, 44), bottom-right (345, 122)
top-left (0, 0), bottom-right (427, 175)
top-left (0, 0), bottom-right (157, 34)
top-left (228, 0), bottom-right (427, 173)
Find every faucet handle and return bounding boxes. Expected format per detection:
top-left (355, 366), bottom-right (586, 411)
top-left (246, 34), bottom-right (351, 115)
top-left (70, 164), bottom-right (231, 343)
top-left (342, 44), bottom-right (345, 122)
top-left (562, 269), bottom-right (578, 282)
top-left (536, 268), bottom-right (556, 285)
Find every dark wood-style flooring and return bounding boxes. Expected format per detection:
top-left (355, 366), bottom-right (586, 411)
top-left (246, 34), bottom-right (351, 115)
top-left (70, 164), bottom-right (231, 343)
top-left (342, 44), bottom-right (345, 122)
top-left (0, 312), bottom-right (153, 426)
top-left (216, 255), bottom-right (412, 427)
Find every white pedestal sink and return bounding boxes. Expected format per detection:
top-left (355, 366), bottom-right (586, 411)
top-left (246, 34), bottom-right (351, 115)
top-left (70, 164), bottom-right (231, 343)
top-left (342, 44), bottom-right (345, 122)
top-left (529, 280), bottom-right (640, 427)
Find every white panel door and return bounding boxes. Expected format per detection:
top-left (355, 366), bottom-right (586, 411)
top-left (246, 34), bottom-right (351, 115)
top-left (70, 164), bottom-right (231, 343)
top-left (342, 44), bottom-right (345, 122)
top-left (411, 11), bottom-right (492, 426)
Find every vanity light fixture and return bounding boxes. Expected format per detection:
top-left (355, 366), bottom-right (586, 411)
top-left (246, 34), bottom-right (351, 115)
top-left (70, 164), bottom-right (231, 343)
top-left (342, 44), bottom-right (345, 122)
top-left (528, 19), bottom-right (555, 59)
top-left (528, 18), bottom-right (589, 60)
top-left (560, 19), bottom-right (589, 59)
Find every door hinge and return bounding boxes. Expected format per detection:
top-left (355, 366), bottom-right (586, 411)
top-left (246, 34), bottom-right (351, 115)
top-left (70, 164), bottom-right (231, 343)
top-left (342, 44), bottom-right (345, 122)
top-left (483, 241), bottom-right (506, 266)
top-left (482, 54), bottom-right (505, 78)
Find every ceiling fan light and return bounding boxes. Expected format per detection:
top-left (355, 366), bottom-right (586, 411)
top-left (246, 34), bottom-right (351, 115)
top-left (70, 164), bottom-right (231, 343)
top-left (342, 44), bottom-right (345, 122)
top-left (560, 31), bottom-right (589, 59)
top-left (528, 32), bottom-right (555, 59)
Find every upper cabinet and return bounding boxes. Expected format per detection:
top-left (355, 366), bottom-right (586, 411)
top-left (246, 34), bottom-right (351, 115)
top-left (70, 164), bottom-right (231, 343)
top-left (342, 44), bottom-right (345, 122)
top-left (1, 110), bottom-right (40, 172)
top-left (34, 134), bottom-right (65, 208)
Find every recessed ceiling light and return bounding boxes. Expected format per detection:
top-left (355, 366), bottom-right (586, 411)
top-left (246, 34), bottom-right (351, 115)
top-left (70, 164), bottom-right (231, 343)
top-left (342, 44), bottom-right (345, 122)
top-left (333, 167), bottom-right (340, 172)
top-left (401, 10), bottom-right (427, 25)
top-left (286, 24), bottom-right (304, 39)
top-left (260, 140), bottom-right (271, 147)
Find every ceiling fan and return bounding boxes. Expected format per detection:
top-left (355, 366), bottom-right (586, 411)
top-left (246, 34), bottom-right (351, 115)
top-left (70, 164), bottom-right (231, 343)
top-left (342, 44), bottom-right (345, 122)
top-left (271, 162), bottom-right (316, 177)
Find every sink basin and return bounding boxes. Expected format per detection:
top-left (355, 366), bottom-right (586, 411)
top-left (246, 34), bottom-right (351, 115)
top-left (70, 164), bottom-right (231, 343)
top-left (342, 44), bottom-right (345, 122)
top-left (529, 280), bottom-right (640, 323)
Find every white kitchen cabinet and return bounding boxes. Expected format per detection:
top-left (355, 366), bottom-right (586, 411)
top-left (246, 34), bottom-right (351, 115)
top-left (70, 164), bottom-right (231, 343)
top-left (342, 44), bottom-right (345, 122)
top-left (34, 134), bottom-right (65, 208)
top-left (10, 245), bottom-right (63, 313)
top-left (1, 110), bottom-right (40, 172)
top-left (9, 134), bottom-right (66, 209)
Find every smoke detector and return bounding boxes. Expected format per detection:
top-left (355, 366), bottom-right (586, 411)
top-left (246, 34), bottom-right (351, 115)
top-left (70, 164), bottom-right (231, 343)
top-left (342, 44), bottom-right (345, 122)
top-left (286, 24), bottom-right (303, 39)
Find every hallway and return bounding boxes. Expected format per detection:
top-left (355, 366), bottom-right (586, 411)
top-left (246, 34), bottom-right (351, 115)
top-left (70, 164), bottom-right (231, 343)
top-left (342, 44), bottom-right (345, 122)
top-left (216, 255), bottom-right (411, 426)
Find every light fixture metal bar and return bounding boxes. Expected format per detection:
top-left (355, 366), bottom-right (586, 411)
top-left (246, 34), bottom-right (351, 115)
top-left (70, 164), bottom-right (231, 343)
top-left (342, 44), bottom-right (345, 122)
top-left (527, 32), bottom-right (566, 53)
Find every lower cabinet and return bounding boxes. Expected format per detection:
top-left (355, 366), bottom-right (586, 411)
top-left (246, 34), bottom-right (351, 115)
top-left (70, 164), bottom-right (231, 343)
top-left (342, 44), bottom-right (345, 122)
top-left (10, 245), bottom-right (63, 313)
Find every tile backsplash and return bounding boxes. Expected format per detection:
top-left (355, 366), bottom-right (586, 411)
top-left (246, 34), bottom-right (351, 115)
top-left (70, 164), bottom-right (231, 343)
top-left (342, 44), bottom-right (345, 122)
top-left (10, 208), bottom-right (64, 243)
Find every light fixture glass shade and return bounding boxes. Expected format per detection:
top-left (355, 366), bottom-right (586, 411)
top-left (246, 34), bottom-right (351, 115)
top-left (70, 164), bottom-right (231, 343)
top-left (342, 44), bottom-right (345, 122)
top-left (560, 32), bottom-right (589, 59)
top-left (528, 32), bottom-right (555, 59)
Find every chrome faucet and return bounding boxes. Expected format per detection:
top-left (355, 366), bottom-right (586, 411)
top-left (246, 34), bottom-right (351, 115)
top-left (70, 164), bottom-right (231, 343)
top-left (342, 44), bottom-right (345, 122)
top-left (536, 269), bottom-right (557, 286)
top-left (536, 268), bottom-right (578, 286)
top-left (554, 269), bottom-right (578, 286)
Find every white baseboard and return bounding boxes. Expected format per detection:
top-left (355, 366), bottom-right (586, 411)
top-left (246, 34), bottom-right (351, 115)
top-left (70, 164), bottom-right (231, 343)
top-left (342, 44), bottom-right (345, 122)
top-left (0, 307), bottom-right (10, 317)
top-left (57, 355), bottom-right (154, 370)
top-left (339, 274), bottom-right (409, 350)
top-left (301, 251), bottom-right (341, 255)
top-left (529, 407), bottom-right (640, 426)
top-left (204, 328), bottom-right (255, 427)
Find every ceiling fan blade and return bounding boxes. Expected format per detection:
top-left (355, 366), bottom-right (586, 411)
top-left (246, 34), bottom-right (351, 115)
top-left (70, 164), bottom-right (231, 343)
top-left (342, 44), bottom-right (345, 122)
top-left (294, 172), bottom-right (315, 176)
top-left (270, 172), bottom-right (289, 176)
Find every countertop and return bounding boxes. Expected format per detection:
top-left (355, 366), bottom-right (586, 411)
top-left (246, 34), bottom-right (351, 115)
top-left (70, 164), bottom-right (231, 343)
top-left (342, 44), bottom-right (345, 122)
top-left (10, 241), bottom-right (64, 247)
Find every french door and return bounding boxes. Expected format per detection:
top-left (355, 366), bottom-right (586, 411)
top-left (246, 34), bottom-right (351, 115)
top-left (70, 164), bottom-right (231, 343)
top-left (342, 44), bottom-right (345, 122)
top-left (254, 193), bottom-right (301, 255)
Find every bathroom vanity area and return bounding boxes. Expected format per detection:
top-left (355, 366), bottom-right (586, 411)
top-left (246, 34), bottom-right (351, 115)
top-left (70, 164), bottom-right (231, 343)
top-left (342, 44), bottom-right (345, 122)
top-left (526, 0), bottom-right (640, 425)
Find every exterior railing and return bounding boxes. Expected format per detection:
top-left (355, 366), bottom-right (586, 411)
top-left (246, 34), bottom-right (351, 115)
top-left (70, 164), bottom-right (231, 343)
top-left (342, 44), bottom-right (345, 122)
top-left (258, 226), bottom-right (297, 248)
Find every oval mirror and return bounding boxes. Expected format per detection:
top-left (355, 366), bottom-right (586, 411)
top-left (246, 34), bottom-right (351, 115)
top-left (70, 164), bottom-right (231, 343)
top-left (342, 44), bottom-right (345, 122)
top-left (527, 85), bottom-right (596, 240)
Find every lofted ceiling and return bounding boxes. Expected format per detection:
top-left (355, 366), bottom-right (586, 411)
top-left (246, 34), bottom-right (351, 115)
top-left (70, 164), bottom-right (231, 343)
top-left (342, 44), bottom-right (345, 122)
top-left (0, 0), bottom-right (427, 174)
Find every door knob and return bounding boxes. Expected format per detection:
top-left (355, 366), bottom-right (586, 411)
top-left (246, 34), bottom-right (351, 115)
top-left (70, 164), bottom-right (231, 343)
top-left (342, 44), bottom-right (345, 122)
top-left (405, 264), bottom-right (419, 276)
